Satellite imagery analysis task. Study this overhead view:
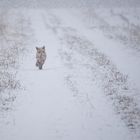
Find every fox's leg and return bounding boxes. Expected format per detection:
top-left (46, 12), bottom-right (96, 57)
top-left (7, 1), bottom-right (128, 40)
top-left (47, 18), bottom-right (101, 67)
top-left (39, 63), bottom-right (43, 70)
top-left (39, 65), bottom-right (42, 69)
top-left (36, 60), bottom-right (39, 67)
top-left (36, 62), bottom-right (38, 67)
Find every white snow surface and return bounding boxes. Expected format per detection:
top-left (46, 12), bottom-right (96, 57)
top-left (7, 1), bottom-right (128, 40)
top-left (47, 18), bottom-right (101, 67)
top-left (0, 7), bottom-right (140, 140)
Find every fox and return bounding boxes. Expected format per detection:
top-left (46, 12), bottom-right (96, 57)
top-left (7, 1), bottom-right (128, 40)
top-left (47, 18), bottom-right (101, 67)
top-left (36, 46), bottom-right (47, 70)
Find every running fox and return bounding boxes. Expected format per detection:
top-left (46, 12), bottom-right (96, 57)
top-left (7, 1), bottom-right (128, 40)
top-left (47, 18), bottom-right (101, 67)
top-left (36, 46), bottom-right (46, 70)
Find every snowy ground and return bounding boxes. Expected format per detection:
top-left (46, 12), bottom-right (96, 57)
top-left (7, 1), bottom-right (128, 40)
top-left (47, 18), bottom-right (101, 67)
top-left (0, 6), bottom-right (140, 140)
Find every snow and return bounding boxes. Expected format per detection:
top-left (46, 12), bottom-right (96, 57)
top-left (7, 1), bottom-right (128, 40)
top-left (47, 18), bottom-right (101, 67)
top-left (0, 4), bottom-right (140, 140)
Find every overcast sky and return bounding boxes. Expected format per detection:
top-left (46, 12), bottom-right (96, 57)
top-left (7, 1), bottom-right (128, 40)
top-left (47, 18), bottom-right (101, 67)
top-left (0, 0), bottom-right (140, 8)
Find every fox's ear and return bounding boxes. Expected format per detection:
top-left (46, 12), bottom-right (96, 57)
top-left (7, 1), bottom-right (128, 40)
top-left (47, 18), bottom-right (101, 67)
top-left (42, 46), bottom-right (45, 49)
top-left (36, 47), bottom-right (39, 50)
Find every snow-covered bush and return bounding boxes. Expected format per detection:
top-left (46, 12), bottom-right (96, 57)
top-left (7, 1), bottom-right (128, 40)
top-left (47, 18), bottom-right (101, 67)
top-left (0, 9), bottom-right (30, 111)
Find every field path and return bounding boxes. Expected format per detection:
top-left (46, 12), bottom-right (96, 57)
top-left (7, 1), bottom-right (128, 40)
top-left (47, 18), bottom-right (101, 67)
top-left (0, 9), bottom-right (136, 140)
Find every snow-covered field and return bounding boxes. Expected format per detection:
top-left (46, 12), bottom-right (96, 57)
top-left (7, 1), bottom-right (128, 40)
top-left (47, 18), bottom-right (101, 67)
top-left (0, 2), bottom-right (140, 140)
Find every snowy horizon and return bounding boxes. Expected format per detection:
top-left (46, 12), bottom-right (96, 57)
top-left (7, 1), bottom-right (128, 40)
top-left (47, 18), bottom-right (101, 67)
top-left (0, 0), bottom-right (140, 8)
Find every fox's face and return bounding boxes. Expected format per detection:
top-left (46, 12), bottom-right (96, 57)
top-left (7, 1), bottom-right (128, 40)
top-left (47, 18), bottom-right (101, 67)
top-left (36, 46), bottom-right (45, 54)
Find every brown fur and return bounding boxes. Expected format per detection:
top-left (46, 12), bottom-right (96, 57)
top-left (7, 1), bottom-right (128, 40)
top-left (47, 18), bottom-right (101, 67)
top-left (36, 46), bottom-right (46, 70)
